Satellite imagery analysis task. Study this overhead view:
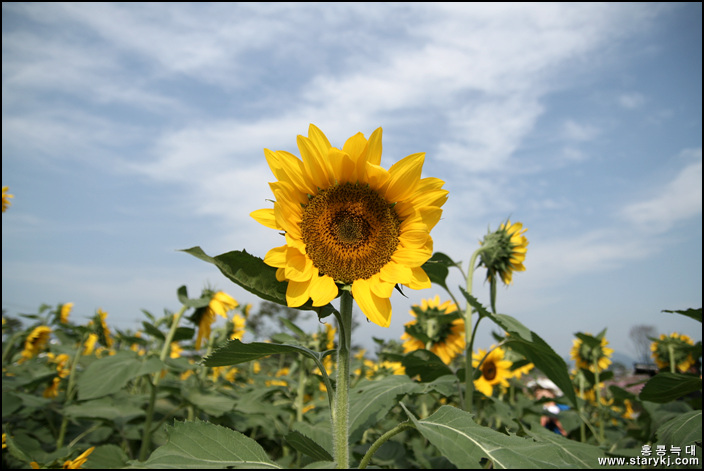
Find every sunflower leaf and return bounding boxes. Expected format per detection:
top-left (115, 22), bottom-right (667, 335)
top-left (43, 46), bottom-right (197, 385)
top-left (459, 287), bottom-right (493, 320)
top-left (181, 246), bottom-right (287, 305)
top-left (655, 410), bottom-right (702, 448)
top-left (349, 376), bottom-right (423, 444)
top-left (76, 351), bottom-right (164, 401)
top-left (422, 252), bottom-right (459, 295)
top-left (402, 404), bottom-right (609, 469)
top-left (134, 419), bottom-right (279, 468)
top-left (639, 372), bottom-right (702, 403)
top-left (385, 350), bottom-right (454, 382)
top-left (459, 288), bottom-right (577, 407)
top-left (203, 339), bottom-right (323, 366)
top-left (662, 307), bottom-right (702, 323)
top-left (284, 431), bottom-right (333, 462)
top-left (181, 246), bottom-right (338, 319)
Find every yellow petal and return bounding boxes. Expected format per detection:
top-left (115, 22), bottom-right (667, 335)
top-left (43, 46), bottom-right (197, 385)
top-left (342, 132), bottom-right (369, 162)
top-left (270, 180), bottom-right (308, 206)
top-left (264, 245), bottom-right (288, 268)
top-left (384, 152), bottom-right (425, 202)
top-left (391, 245), bottom-right (432, 268)
top-left (366, 127), bottom-right (383, 166)
top-left (308, 124), bottom-right (332, 157)
top-left (250, 208), bottom-right (280, 230)
top-left (399, 223), bottom-right (429, 249)
top-left (276, 150), bottom-right (317, 195)
top-left (352, 279), bottom-right (392, 328)
top-left (310, 273), bottom-right (339, 306)
top-left (364, 162), bottom-right (390, 191)
top-left (298, 135), bottom-right (332, 189)
top-left (328, 148), bottom-right (356, 184)
top-left (285, 250), bottom-right (314, 282)
top-left (406, 267), bottom-right (431, 290)
top-left (379, 260), bottom-right (413, 285)
top-left (286, 279), bottom-right (311, 307)
top-left (369, 273), bottom-right (395, 298)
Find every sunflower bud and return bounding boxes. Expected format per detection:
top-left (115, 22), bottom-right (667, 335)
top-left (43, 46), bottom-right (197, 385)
top-left (478, 220), bottom-right (528, 286)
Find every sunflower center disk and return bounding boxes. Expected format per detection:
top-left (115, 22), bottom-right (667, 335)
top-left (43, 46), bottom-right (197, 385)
top-left (482, 362), bottom-right (497, 381)
top-left (301, 183), bottom-right (401, 284)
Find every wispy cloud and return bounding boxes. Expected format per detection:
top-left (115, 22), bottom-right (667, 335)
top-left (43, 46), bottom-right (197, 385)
top-left (621, 148), bottom-right (702, 232)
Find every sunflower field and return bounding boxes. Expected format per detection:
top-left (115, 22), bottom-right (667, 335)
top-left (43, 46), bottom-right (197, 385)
top-left (2, 127), bottom-right (702, 469)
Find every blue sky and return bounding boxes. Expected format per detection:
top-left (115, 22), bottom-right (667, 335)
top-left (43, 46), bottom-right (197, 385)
top-left (3, 3), bottom-right (701, 362)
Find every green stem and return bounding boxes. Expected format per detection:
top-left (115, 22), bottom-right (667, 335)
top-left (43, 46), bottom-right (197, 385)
top-left (358, 422), bottom-right (415, 469)
top-left (57, 334), bottom-right (87, 448)
top-left (296, 358), bottom-right (307, 422)
top-left (463, 247), bottom-right (485, 412)
top-left (668, 344), bottom-right (676, 374)
top-left (1, 331), bottom-right (24, 366)
top-left (594, 362), bottom-right (604, 444)
top-left (139, 305), bottom-right (188, 462)
top-left (333, 290), bottom-right (353, 469)
top-left (579, 375), bottom-right (586, 443)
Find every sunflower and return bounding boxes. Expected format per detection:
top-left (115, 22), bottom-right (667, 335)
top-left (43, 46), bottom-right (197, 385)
top-left (192, 290), bottom-right (239, 349)
top-left (472, 345), bottom-right (513, 397)
top-left (43, 377), bottom-right (61, 399)
top-left (400, 295), bottom-right (465, 364)
top-left (570, 332), bottom-right (613, 373)
top-left (251, 124), bottom-right (447, 328)
top-left (63, 447), bottom-right (95, 469)
top-left (2, 186), bottom-right (13, 213)
top-left (19, 325), bottom-right (52, 363)
top-left (650, 332), bottom-right (695, 373)
top-left (58, 302), bottom-right (73, 324)
top-left (93, 309), bottom-right (114, 349)
top-left (478, 220), bottom-right (528, 285)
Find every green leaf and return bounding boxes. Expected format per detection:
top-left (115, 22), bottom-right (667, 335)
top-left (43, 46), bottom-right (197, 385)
top-left (385, 350), bottom-right (454, 382)
top-left (403, 404), bottom-right (609, 469)
top-left (349, 375), bottom-right (423, 443)
top-left (176, 285), bottom-right (210, 308)
top-left (63, 397), bottom-right (145, 421)
top-left (460, 286), bottom-right (493, 320)
top-left (639, 373), bottom-right (702, 403)
top-left (203, 339), bottom-right (323, 367)
top-left (135, 420), bottom-right (279, 468)
top-left (522, 424), bottom-right (614, 467)
top-left (142, 321), bottom-right (165, 341)
top-left (77, 351), bottom-right (164, 401)
top-left (284, 431), bottom-right (333, 462)
top-left (655, 410), bottom-right (702, 448)
top-left (181, 247), bottom-right (337, 319)
top-left (662, 307), bottom-right (702, 323)
top-left (421, 252), bottom-right (459, 293)
top-left (182, 389), bottom-right (236, 417)
top-left (460, 288), bottom-right (577, 407)
top-left (84, 444), bottom-right (129, 469)
top-left (182, 246), bottom-right (287, 305)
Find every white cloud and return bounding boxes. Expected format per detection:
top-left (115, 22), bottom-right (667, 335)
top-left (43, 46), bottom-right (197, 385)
top-left (621, 149), bottom-right (702, 232)
top-left (563, 119), bottom-right (600, 142)
top-left (618, 92), bottom-right (646, 109)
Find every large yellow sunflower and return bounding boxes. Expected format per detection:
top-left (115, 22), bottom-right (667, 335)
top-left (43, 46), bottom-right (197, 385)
top-left (479, 220), bottom-right (528, 285)
top-left (251, 124), bottom-right (447, 327)
top-left (472, 345), bottom-right (513, 397)
top-left (400, 295), bottom-right (465, 365)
